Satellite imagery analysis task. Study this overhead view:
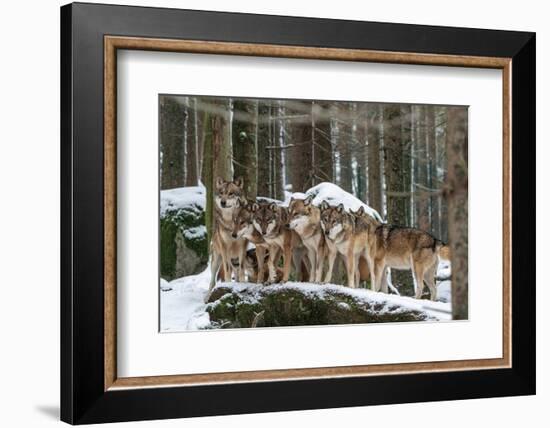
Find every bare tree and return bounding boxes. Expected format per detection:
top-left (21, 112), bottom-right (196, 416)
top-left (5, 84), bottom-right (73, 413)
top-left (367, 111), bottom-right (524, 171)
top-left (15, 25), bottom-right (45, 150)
top-left (355, 103), bottom-right (368, 201)
top-left (414, 105), bottom-right (430, 231)
top-left (202, 98), bottom-right (232, 244)
top-left (256, 101), bottom-right (271, 198)
top-left (184, 97), bottom-right (199, 186)
top-left (160, 96), bottom-right (185, 189)
top-left (446, 107), bottom-right (468, 320)
top-left (287, 100), bottom-right (313, 192)
top-left (336, 102), bottom-right (353, 193)
top-left (312, 101), bottom-right (333, 184)
top-left (232, 99), bottom-right (258, 199)
top-left (367, 104), bottom-right (383, 214)
top-left (383, 104), bottom-right (407, 224)
top-left (425, 105), bottom-right (439, 235)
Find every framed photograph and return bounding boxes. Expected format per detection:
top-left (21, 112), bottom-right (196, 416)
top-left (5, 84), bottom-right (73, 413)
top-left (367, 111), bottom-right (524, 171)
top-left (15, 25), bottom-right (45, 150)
top-left (61, 2), bottom-right (535, 424)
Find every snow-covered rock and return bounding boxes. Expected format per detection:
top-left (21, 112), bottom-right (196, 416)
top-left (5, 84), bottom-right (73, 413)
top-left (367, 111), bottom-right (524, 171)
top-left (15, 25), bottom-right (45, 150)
top-left (160, 184), bottom-right (205, 217)
top-left (282, 182), bottom-right (383, 222)
top-left (160, 184), bottom-right (208, 280)
top-left (206, 281), bottom-right (450, 329)
top-left (160, 268), bottom-right (451, 332)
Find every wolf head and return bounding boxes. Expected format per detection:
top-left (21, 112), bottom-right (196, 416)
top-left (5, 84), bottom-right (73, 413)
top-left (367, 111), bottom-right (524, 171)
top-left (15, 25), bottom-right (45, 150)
top-left (319, 202), bottom-right (348, 240)
top-left (251, 202), bottom-right (283, 237)
top-left (231, 199), bottom-right (255, 239)
top-left (287, 195), bottom-right (318, 231)
top-left (350, 206), bottom-right (381, 232)
top-left (215, 177), bottom-right (244, 209)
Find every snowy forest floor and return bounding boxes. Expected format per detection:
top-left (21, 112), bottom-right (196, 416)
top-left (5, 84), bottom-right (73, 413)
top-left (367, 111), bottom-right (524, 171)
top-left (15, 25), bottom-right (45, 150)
top-left (160, 263), bottom-right (452, 332)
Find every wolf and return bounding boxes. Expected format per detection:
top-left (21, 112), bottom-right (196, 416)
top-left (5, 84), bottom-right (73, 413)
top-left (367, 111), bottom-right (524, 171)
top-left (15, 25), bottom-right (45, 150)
top-left (251, 201), bottom-right (303, 283)
top-left (207, 177), bottom-right (248, 299)
top-left (287, 195), bottom-right (325, 282)
top-left (319, 202), bottom-right (362, 288)
top-left (231, 198), bottom-right (271, 283)
top-left (360, 215), bottom-right (451, 300)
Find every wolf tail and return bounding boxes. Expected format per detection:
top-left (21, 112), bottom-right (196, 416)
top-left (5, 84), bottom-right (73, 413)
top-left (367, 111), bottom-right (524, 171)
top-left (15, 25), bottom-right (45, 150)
top-left (437, 242), bottom-right (451, 261)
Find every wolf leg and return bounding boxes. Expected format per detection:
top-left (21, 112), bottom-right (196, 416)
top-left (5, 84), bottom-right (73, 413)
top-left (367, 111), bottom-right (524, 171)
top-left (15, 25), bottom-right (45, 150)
top-left (306, 248), bottom-right (316, 282)
top-left (367, 255), bottom-right (376, 291)
top-left (413, 263), bottom-right (426, 299)
top-left (372, 259), bottom-right (385, 292)
top-left (323, 248), bottom-right (337, 283)
top-left (206, 251), bottom-right (222, 302)
top-left (344, 251), bottom-right (356, 288)
top-left (267, 247), bottom-right (278, 283)
top-left (256, 246), bottom-right (266, 284)
top-left (424, 262), bottom-right (438, 301)
top-left (315, 245), bottom-right (325, 283)
top-left (282, 244), bottom-right (292, 282)
top-left (237, 248), bottom-right (246, 283)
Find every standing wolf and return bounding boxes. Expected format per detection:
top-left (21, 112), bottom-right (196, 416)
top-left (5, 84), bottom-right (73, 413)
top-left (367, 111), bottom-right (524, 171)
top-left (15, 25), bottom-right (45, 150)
top-left (231, 198), bottom-right (271, 283)
top-left (320, 202), bottom-right (374, 288)
top-left (319, 202), bottom-right (359, 288)
top-left (287, 195), bottom-right (325, 282)
top-left (207, 177), bottom-right (248, 299)
top-left (251, 202), bottom-right (302, 283)
top-left (355, 207), bottom-right (450, 300)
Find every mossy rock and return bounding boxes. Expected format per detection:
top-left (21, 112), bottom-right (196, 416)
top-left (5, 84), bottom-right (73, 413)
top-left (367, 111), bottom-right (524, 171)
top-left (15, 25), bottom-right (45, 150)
top-left (206, 284), bottom-right (432, 329)
top-left (160, 205), bottom-right (207, 281)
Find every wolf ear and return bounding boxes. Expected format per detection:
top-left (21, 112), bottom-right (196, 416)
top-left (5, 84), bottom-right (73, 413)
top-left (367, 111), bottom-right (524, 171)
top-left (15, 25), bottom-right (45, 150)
top-left (269, 202), bottom-right (278, 212)
top-left (215, 177), bottom-right (224, 188)
top-left (357, 206), bottom-right (365, 216)
top-left (337, 203), bottom-right (344, 213)
top-left (234, 177), bottom-right (243, 189)
top-left (304, 195), bottom-right (314, 206)
top-left (320, 200), bottom-right (329, 211)
top-left (251, 202), bottom-right (259, 212)
top-left (237, 198), bottom-right (247, 207)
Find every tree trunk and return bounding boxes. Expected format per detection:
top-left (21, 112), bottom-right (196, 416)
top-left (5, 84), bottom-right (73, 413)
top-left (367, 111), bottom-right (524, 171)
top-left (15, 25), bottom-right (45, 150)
top-left (355, 103), bottom-right (368, 201)
top-left (197, 107), bottom-right (206, 182)
top-left (367, 104), bottom-right (383, 214)
top-left (446, 107), bottom-right (468, 320)
top-left (337, 103), bottom-right (353, 193)
top-left (256, 101), bottom-right (271, 198)
top-left (435, 106), bottom-right (448, 242)
top-left (160, 96), bottom-right (185, 190)
top-left (400, 105), bottom-right (413, 226)
top-left (203, 99), bottom-right (232, 245)
top-left (271, 101), bottom-right (285, 200)
top-left (184, 97), bottom-right (199, 186)
top-left (312, 101), bottom-right (333, 184)
top-left (383, 104), bottom-right (407, 225)
top-left (426, 105), bottom-right (439, 236)
top-left (287, 100), bottom-right (313, 193)
top-left (415, 105), bottom-right (430, 231)
top-left (232, 99), bottom-right (258, 199)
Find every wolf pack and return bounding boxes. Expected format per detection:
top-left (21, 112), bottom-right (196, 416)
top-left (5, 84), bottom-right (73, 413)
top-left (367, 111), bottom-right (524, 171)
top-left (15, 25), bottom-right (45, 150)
top-left (208, 177), bottom-right (450, 302)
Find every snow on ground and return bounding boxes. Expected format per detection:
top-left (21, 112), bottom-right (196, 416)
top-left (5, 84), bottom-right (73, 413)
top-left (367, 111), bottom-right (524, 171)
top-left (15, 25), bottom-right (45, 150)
top-left (160, 265), bottom-right (452, 333)
top-left (160, 183), bottom-right (205, 217)
top-left (282, 182), bottom-right (383, 222)
top-left (160, 269), bottom-right (211, 332)
top-left (436, 259), bottom-right (452, 303)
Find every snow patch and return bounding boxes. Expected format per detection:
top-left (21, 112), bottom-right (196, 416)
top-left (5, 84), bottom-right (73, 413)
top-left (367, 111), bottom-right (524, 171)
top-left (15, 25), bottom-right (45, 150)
top-left (183, 225), bottom-right (206, 240)
top-left (281, 182), bottom-right (383, 222)
top-left (160, 184), bottom-right (205, 217)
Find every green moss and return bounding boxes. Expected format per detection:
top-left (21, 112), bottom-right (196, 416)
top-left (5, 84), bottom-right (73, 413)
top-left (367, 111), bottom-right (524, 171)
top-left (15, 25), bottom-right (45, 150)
top-left (206, 285), bottom-right (430, 329)
top-left (160, 219), bottom-right (178, 280)
top-left (160, 205), bottom-right (208, 280)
